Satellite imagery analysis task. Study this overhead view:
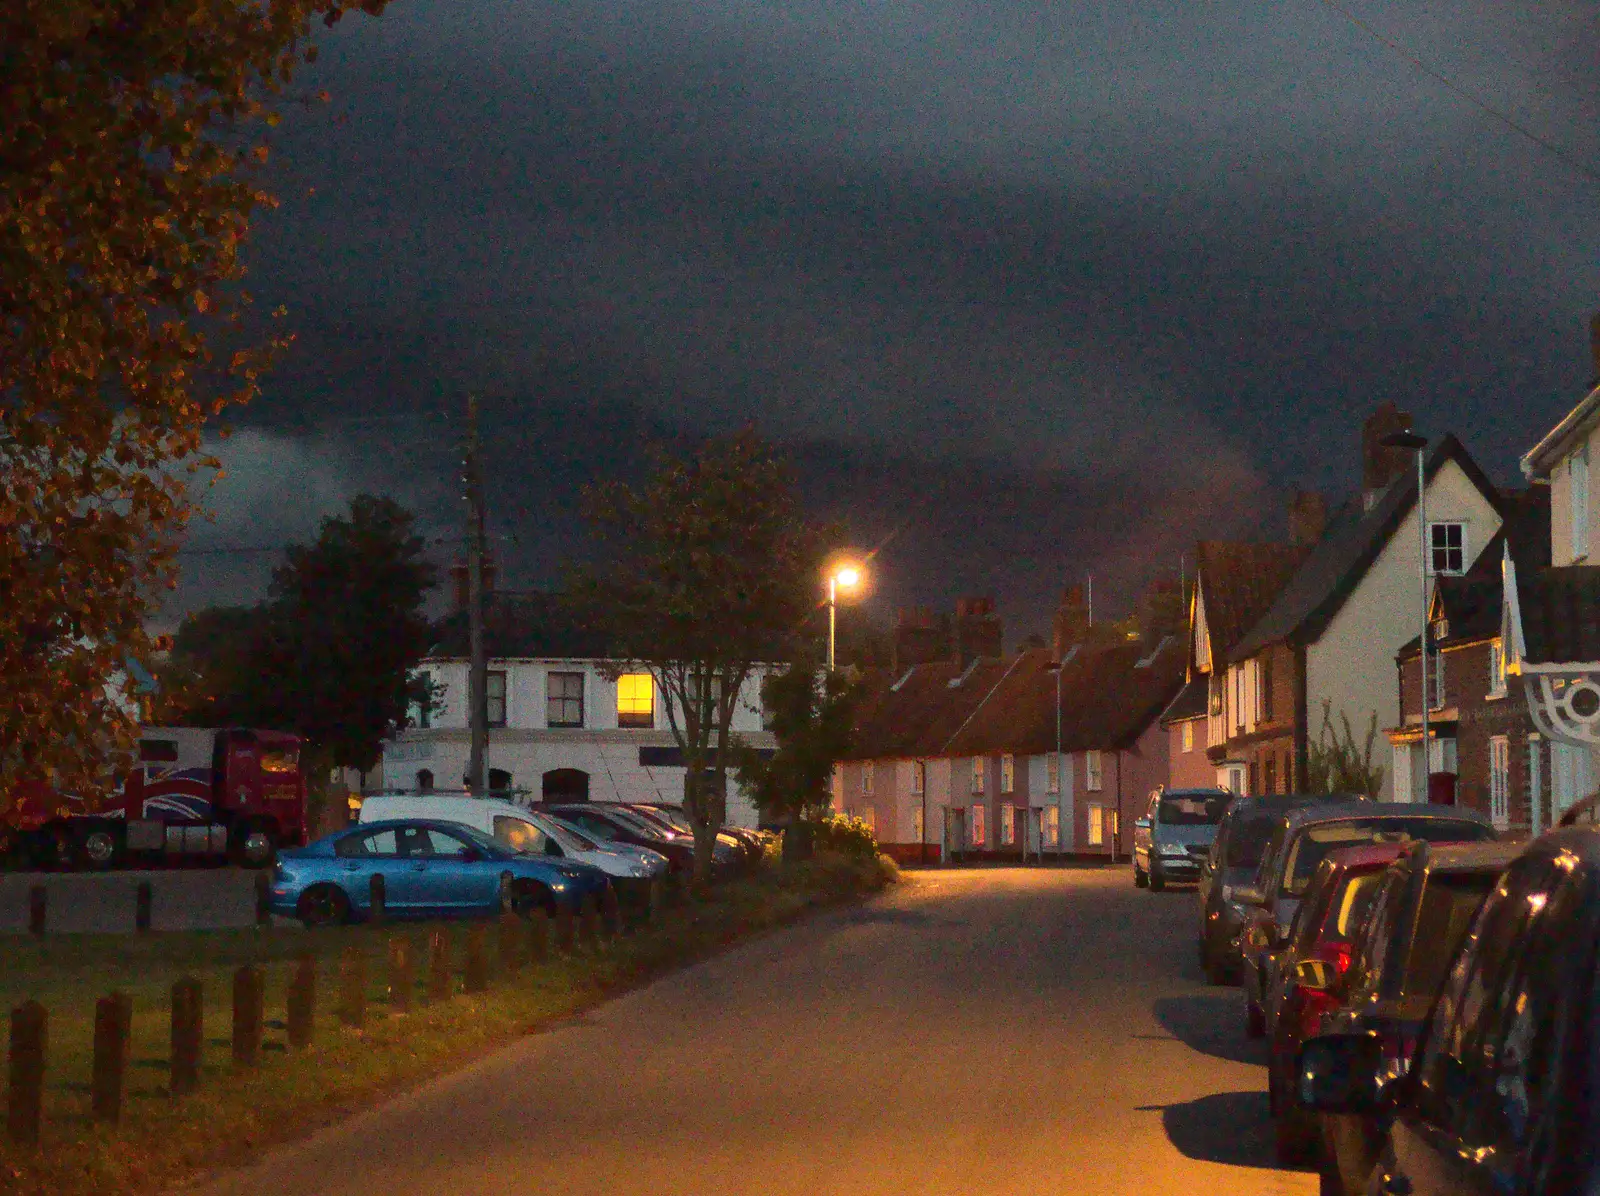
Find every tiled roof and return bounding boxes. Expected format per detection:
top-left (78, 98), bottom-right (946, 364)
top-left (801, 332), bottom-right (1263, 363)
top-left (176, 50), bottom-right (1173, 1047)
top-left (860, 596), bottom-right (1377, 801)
top-left (1160, 677), bottom-right (1208, 725)
top-left (427, 591), bottom-right (612, 660)
top-left (1194, 540), bottom-right (1309, 664)
top-left (1229, 435), bottom-right (1501, 664)
top-left (847, 638), bottom-right (1186, 761)
top-left (1518, 566), bottom-right (1600, 665)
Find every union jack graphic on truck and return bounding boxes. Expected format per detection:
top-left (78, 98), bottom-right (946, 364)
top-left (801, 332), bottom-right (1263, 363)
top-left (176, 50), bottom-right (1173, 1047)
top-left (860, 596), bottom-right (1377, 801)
top-left (139, 766), bottom-right (216, 822)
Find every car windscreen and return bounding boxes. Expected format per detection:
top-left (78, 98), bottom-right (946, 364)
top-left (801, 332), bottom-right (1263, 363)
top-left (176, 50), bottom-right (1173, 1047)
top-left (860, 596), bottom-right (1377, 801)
top-left (1159, 793), bottom-right (1229, 826)
top-left (532, 813), bottom-right (598, 852)
top-left (1401, 871), bottom-right (1499, 997)
top-left (1280, 819), bottom-right (1492, 896)
top-left (1227, 815), bottom-right (1278, 870)
top-left (607, 808), bottom-right (669, 838)
top-left (1327, 872), bottom-right (1386, 940)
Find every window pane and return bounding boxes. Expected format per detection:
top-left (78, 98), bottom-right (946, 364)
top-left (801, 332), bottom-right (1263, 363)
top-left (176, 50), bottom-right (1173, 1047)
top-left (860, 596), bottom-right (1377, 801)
top-left (547, 671), bottom-right (585, 726)
top-left (617, 673), bottom-right (654, 727)
top-left (492, 816), bottom-right (546, 854)
top-left (486, 670), bottom-right (507, 727)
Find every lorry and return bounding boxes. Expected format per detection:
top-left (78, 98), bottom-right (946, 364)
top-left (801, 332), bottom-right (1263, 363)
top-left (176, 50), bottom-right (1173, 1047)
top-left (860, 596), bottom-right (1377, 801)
top-left (0, 726), bottom-right (307, 870)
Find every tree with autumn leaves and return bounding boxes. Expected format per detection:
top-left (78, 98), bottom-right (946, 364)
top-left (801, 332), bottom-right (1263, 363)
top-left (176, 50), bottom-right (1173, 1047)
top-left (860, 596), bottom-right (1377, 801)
top-left (1, 0), bottom-right (387, 809)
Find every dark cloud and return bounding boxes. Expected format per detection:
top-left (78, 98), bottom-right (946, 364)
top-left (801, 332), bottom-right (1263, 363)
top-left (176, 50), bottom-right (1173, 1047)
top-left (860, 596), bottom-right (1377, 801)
top-left (180, 0), bottom-right (1600, 636)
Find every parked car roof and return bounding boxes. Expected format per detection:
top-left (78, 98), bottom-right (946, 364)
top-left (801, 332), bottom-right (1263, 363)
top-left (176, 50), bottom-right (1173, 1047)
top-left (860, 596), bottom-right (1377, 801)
top-left (1406, 839), bottom-right (1522, 873)
top-left (1275, 801), bottom-right (1494, 831)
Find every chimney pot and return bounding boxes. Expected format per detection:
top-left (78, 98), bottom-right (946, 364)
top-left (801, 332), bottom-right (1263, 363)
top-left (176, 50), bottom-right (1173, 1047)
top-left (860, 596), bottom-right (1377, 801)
top-left (1361, 403), bottom-right (1415, 511)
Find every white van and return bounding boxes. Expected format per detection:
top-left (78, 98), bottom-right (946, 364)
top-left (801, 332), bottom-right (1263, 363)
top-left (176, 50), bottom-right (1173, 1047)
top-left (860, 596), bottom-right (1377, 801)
top-left (358, 794), bottom-right (667, 885)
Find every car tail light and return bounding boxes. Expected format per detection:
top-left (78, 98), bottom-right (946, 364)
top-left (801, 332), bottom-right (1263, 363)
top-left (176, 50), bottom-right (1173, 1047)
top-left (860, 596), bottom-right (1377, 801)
top-left (1299, 987), bottom-right (1341, 1039)
top-left (1314, 939), bottom-right (1354, 977)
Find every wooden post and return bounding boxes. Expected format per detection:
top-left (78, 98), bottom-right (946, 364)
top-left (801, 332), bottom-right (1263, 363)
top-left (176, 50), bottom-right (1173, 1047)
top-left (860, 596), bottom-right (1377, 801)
top-left (232, 966), bottom-right (264, 1069)
top-left (578, 895), bottom-right (600, 951)
top-left (498, 910), bottom-right (521, 975)
top-left (600, 884), bottom-right (621, 939)
top-left (27, 885), bottom-right (45, 937)
top-left (170, 978), bottom-right (203, 1097)
top-left (91, 992), bottom-right (132, 1123)
top-left (388, 936), bottom-right (413, 1013)
top-left (526, 909), bottom-right (549, 965)
top-left (464, 924), bottom-right (488, 994)
top-left (254, 871), bottom-right (271, 927)
top-left (286, 955), bottom-right (315, 1048)
top-left (647, 878), bottom-right (662, 924)
top-left (6, 1001), bottom-right (46, 1146)
top-left (369, 874), bottom-right (386, 926)
top-left (553, 902), bottom-right (575, 954)
top-left (135, 881), bottom-right (153, 933)
top-left (426, 927), bottom-right (452, 1002)
top-left (338, 945), bottom-right (366, 1028)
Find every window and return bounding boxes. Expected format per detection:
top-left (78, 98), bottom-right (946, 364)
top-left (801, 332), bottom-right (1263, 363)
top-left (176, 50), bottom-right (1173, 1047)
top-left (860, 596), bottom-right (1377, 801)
top-left (1046, 753), bottom-right (1061, 794)
top-left (971, 757), bottom-right (986, 795)
top-left (1209, 676), bottom-right (1224, 716)
top-left (968, 804), bottom-right (986, 847)
top-left (1260, 654), bottom-right (1274, 720)
top-left (424, 828), bottom-right (480, 859)
top-left (1572, 445), bottom-right (1590, 560)
top-left (546, 671), bottom-right (585, 727)
top-left (413, 670), bottom-right (432, 728)
top-left (861, 761), bottom-right (875, 797)
top-left (488, 767), bottom-right (512, 792)
top-left (1487, 640), bottom-right (1506, 699)
top-left (1429, 522), bottom-right (1466, 576)
top-left (486, 669), bottom-right (507, 727)
top-left (1528, 736), bottom-right (1544, 831)
top-left (1085, 803), bottom-right (1104, 847)
top-left (1085, 750), bottom-right (1103, 792)
top-left (1181, 721), bottom-right (1194, 754)
top-left (337, 828), bottom-right (400, 858)
top-left (1234, 666), bottom-right (1246, 732)
top-left (492, 815), bottom-right (548, 855)
top-left (1489, 737), bottom-right (1510, 828)
top-left (1428, 647), bottom-right (1447, 711)
top-left (1000, 804), bottom-right (1016, 846)
top-left (616, 673), bottom-right (655, 728)
top-left (1000, 754), bottom-right (1015, 794)
top-left (1042, 805), bottom-right (1060, 848)
top-left (911, 805), bottom-right (924, 844)
top-left (911, 759), bottom-right (926, 795)
top-left (415, 769), bottom-right (434, 793)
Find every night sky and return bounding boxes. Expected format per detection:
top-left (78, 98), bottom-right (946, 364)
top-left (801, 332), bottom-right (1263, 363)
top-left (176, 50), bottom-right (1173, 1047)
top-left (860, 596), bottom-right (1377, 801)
top-left (177, 0), bottom-right (1600, 641)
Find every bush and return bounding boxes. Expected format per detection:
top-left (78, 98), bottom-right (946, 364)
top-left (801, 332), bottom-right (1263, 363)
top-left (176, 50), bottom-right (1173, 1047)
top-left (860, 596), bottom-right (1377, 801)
top-left (805, 812), bottom-right (879, 861)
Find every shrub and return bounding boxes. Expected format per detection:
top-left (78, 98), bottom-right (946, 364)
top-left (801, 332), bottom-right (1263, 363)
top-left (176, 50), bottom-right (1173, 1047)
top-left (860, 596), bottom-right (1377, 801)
top-left (805, 812), bottom-right (879, 861)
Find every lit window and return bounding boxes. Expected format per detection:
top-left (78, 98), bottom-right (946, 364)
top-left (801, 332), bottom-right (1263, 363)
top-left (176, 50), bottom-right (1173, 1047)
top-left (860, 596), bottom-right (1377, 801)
top-left (1000, 754), bottom-right (1015, 794)
top-left (1429, 522), bottom-right (1466, 576)
top-left (1000, 804), bottom-right (1016, 846)
top-left (546, 671), bottom-right (585, 728)
top-left (1085, 750), bottom-right (1103, 792)
top-left (1488, 640), bottom-right (1507, 699)
top-left (1047, 753), bottom-right (1061, 794)
top-left (1043, 805), bottom-right (1060, 848)
top-left (971, 757), bottom-right (986, 795)
top-left (616, 673), bottom-right (655, 728)
top-left (1181, 721), bottom-right (1194, 754)
top-left (1086, 803), bottom-right (1104, 847)
top-left (486, 670), bottom-right (507, 728)
top-left (968, 804), bottom-right (986, 846)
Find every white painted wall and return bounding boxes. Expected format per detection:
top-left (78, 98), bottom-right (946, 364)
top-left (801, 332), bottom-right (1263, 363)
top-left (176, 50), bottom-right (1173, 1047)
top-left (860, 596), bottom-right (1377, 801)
top-left (1549, 423), bottom-right (1600, 567)
top-left (1306, 458), bottom-right (1502, 800)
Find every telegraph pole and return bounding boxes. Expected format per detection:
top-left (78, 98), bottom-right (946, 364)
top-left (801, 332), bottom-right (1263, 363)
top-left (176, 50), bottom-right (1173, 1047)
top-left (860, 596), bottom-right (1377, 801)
top-left (464, 394), bottom-right (488, 795)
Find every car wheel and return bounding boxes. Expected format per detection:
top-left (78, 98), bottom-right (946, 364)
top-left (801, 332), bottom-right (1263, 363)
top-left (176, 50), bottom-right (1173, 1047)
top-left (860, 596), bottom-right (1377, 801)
top-left (1134, 861), bottom-right (1148, 888)
top-left (78, 828), bottom-right (120, 870)
top-left (1148, 861), bottom-right (1166, 892)
top-left (232, 828), bottom-right (276, 869)
top-left (297, 884), bottom-right (350, 929)
top-left (509, 879), bottom-right (552, 918)
top-left (1246, 999), bottom-right (1266, 1038)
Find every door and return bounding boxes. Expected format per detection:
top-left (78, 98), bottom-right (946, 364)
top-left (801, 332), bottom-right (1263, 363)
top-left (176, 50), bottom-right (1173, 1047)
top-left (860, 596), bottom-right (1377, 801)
top-left (333, 828), bottom-right (416, 912)
top-left (417, 827), bottom-right (502, 912)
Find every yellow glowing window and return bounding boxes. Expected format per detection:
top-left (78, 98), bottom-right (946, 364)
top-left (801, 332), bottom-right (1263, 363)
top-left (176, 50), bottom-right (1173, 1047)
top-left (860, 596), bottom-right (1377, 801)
top-left (617, 674), bottom-right (655, 728)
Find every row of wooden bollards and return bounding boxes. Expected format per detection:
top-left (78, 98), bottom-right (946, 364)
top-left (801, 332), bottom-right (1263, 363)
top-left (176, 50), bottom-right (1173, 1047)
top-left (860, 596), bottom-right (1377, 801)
top-left (21, 874), bottom-right (274, 937)
top-left (6, 885), bottom-right (651, 1147)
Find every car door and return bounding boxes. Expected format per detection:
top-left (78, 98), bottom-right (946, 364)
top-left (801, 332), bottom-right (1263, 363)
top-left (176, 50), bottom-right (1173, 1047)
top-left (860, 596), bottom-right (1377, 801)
top-left (1385, 858), bottom-right (1567, 1196)
top-left (419, 827), bottom-right (502, 913)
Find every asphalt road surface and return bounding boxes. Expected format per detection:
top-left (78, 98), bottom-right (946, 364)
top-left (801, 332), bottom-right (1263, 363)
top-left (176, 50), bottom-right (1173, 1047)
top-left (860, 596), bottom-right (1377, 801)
top-left (183, 867), bottom-right (1315, 1196)
top-left (0, 868), bottom-right (263, 934)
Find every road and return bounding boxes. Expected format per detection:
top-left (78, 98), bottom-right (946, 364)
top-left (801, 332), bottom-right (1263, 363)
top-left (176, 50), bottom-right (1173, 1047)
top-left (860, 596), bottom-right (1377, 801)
top-left (0, 868), bottom-right (263, 934)
top-left (183, 867), bottom-right (1315, 1196)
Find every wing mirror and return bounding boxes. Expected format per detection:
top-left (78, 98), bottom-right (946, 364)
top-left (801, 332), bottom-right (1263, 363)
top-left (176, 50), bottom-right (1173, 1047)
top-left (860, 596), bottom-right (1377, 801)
top-left (1228, 883), bottom-right (1266, 907)
top-left (1294, 958), bottom-right (1337, 993)
top-left (1297, 1033), bottom-right (1389, 1115)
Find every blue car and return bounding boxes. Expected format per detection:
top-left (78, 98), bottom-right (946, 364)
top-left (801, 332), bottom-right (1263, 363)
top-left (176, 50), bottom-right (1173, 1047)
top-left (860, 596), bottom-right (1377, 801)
top-left (270, 818), bottom-right (612, 927)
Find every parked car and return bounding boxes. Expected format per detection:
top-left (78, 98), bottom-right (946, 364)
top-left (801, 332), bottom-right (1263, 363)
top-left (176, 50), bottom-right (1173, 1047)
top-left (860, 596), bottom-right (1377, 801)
top-left (539, 803), bottom-right (709, 876)
top-left (1297, 826), bottom-right (1600, 1196)
top-left (1265, 842), bottom-right (1404, 1164)
top-left (1558, 790), bottom-right (1600, 826)
top-left (358, 794), bottom-right (668, 904)
top-left (632, 802), bottom-right (772, 869)
top-left (1311, 839), bottom-right (1519, 1196)
top-left (623, 803), bottom-right (759, 871)
top-left (1235, 803), bottom-right (1496, 1039)
top-left (1132, 787), bottom-right (1231, 891)
top-left (1197, 794), bottom-right (1329, 984)
top-left (269, 818), bottom-right (612, 927)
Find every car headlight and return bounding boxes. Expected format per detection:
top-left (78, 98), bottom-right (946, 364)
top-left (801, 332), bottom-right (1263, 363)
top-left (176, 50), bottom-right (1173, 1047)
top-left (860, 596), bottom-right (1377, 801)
top-left (549, 880), bottom-right (568, 892)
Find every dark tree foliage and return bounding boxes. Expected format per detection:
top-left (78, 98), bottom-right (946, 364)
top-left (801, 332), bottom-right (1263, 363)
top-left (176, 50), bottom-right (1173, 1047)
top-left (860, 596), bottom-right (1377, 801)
top-left (736, 663), bottom-right (858, 824)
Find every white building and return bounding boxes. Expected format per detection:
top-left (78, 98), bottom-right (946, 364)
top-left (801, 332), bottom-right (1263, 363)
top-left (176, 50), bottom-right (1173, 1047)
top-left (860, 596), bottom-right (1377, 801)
top-left (377, 592), bottom-right (777, 827)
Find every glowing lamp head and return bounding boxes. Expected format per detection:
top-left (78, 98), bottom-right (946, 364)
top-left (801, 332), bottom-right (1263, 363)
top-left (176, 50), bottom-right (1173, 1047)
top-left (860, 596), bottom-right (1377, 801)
top-left (834, 565), bottom-right (862, 590)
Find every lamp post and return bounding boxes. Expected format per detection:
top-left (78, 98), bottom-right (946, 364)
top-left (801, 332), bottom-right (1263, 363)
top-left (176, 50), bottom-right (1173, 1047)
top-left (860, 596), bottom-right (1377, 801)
top-left (1383, 429), bottom-right (1431, 802)
top-left (826, 564), bottom-right (862, 672)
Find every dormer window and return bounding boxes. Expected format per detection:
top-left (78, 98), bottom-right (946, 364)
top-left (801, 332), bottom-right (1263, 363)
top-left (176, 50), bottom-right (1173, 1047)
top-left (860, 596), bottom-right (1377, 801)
top-left (1428, 522), bottom-right (1466, 576)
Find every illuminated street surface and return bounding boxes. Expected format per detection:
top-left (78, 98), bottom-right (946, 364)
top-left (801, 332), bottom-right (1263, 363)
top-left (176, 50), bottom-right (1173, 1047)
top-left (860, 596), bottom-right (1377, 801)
top-left (185, 868), bottom-right (1315, 1196)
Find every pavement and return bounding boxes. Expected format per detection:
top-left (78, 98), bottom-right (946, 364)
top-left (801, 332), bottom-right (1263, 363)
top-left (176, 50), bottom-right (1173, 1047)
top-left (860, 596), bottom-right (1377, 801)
top-left (180, 866), bottom-right (1315, 1196)
top-left (0, 868), bottom-right (263, 934)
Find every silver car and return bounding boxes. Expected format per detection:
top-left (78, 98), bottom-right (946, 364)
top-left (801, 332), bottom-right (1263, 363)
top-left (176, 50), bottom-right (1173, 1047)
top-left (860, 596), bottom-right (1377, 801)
top-left (1133, 788), bottom-right (1231, 891)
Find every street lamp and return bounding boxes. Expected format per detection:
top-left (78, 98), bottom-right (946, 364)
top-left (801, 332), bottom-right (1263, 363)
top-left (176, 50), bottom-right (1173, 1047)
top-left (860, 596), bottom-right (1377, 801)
top-left (1383, 428), bottom-right (1431, 802)
top-left (827, 563), bottom-right (863, 672)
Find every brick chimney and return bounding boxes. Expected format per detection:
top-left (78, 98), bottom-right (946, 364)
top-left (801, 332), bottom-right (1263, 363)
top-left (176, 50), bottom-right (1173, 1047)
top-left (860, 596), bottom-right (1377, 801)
top-left (1361, 403), bottom-right (1414, 512)
top-left (451, 558), bottom-right (497, 612)
top-left (892, 606), bottom-right (946, 672)
top-left (1052, 585), bottom-right (1090, 660)
top-left (954, 596), bottom-right (1002, 668)
top-left (1288, 490), bottom-right (1328, 548)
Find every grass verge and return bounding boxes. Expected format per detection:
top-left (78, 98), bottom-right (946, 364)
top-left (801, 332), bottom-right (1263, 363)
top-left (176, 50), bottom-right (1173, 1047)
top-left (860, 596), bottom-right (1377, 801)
top-left (0, 851), bottom-right (895, 1196)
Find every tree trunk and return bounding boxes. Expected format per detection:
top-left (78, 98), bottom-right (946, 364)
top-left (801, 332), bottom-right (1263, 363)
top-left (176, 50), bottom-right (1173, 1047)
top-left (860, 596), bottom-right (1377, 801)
top-left (683, 768), bottom-right (715, 887)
